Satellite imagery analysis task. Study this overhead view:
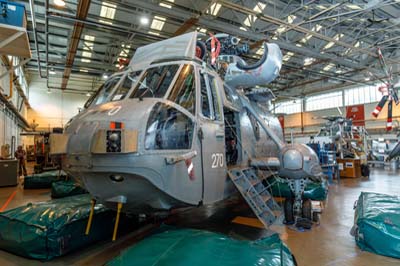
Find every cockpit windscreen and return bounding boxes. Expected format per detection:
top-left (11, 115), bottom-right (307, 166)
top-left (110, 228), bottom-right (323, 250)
top-left (130, 64), bottom-right (179, 99)
top-left (84, 74), bottom-right (122, 108)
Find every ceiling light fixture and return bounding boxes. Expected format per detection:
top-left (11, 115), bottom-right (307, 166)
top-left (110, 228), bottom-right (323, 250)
top-left (49, 69), bottom-right (56, 75)
top-left (103, 74), bottom-right (109, 79)
top-left (140, 16), bottom-right (149, 25)
top-left (86, 92), bottom-right (91, 97)
top-left (53, 0), bottom-right (66, 7)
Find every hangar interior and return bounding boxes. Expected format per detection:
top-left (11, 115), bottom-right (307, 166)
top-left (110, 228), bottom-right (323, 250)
top-left (0, 0), bottom-right (400, 265)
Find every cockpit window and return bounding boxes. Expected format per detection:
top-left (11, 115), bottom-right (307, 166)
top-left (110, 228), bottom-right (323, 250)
top-left (168, 64), bottom-right (195, 115)
top-left (110, 70), bottom-right (141, 101)
top-left (145, 103), bottom-right (194, 150)
top-left (130, 64), bottom-right (179, 99)
top-left (84, 75), bottom-right (122, 108)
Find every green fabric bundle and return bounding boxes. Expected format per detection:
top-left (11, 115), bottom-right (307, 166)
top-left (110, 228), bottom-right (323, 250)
top-left (352, 192), bottom-right (400, 259)
top-left (107, 227), bottom-right (297, 266)
top-left (0, 195), bottom-right (118, 260)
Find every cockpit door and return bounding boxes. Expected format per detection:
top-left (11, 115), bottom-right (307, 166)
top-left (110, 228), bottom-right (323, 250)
top-left (195, 69), bottom-right (227, 204)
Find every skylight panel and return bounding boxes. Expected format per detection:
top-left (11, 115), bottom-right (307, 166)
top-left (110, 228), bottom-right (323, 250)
top-left (99, 2), bottom-right (116, 25)
top-left (323, 63), bottom-right (335, 71)
top-left (207, 3), bottom-right (222, 16)
top-left (323, 33), bottom-right (343, 50)
top-left (283, 51), bottom-right (294, 61)
top-left (274, 15), bottom-right (296, 35)
top-left (300, 24), bottom-right (322, 43)
top-left (304, 57), bottom-right (315, 66)
top-left (81, 35), bottom-right (95, 63)
top-left (243, 2), bottom-right (266, 27)
top-left (159, 0), bottom-right (174, 9)
top-left (150, 15), bottom-right (166, 31)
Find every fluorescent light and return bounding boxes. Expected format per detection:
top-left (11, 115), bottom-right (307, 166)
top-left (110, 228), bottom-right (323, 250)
top-left (196, 27), bottom-right (207, 33)
top-left (159, 0), bottom-right (174, 9)
top-left (103, 74), bottom-right (109, 79)
top-left (347, 4), bottom-right (362, 10)
top-left (86, 92), bottom-right (91, 97)
top-left (365, 77), bottom-right (370, 81)
top-left (140, 17), bottom-right (149, 25)
top-left (239, 27), bottom-right (248, 31)
top-left (207, 3), bottom-right (222, 16)
top-left (148, 31), bottom-right (160, 36)
top-left (49, 69), bottom-right (56, 75)
top-left (53, 0), bottom-right (65, 7)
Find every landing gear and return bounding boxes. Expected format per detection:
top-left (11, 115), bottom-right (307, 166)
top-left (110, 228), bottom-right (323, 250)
top-left (284, 198), bottom-right (295, 224)
top-left (301, 199), bottom-right (312, 220)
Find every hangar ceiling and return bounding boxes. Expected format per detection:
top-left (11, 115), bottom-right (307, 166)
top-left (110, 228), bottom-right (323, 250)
top-left (19, 0), bottom-right (400, 99)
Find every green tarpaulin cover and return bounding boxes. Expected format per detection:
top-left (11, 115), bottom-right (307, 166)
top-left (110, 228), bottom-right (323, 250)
top-left (106, 227), bottom-right (297, 266)
top-left (352, 192), bottom-right (400, 259)
top-left (0, 194), bottom-right (117, 260)
top-left (267, 177), bottom-right (328, 201)
top-left (24, 170), bottom-right (67, 189)
top-left (51, 180), bottom-right (87, 198)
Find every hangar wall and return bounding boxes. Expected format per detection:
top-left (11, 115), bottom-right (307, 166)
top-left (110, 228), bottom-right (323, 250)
top-left (283, 102), bottom-right (395, 135)
top-left (27, 80), bottom-right (87, 131)
top-left (0, 61), bottom-right (27, 149)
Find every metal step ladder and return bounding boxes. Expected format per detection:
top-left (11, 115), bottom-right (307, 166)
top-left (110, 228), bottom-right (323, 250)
top-left (228, 167), bottom-right (281, 228)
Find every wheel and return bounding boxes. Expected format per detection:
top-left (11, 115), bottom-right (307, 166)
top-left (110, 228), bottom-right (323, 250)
top-left (284, 198), bottom-right (295, 224)
top-left (302, 199), bottom-right (312, 220)
top-left (312, 211), bottom-right (319, 223)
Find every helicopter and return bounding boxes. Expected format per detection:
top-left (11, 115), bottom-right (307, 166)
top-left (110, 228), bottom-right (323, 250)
top-left (50, 32), bottom-right (324, 228)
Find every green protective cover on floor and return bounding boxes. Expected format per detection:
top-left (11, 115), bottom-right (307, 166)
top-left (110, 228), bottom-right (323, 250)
top-left (106, 227), bottom-right (297, 266)
top-left (353, 192), bottom-right (400, 259)
top-left (24, 170), bottom-right (67, 189)
top-left (0, 194), bottom-right (118, 260)
top-left (267, 177), bottom-right (328, 201)
top-left (51, 180), bottom-right (87, 198)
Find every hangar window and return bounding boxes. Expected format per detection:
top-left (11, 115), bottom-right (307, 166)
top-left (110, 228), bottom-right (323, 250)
top-left (84, 74), bottom-right (122, 108)
top-left (145, 103), bottom-right (194, 150)
top-left (168, 64), bottom-right (196, 114)
top-left (111, 70), bottom-right (141, 101)
top-left (131, 64), bottom-right (179, 99)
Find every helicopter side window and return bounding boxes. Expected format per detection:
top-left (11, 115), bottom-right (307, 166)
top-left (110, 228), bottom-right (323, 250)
top-left (110, 70), bottom-right (142, 101)
top-left (168, 65), bottom-right (195, 114)
top-left (84, 75), bottom-right (122, 108)
top-left (207, 76), bottom-right (222, 121)
top-left (199, 72), bottom-right (212, 119)
top-left (145, 103), bottom-right (194, 150)
top-left (130, 64), bottom-right (179, 99)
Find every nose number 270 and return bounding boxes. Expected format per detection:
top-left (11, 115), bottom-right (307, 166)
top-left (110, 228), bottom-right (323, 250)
top-left (211, 153), bottom-right (224, 168)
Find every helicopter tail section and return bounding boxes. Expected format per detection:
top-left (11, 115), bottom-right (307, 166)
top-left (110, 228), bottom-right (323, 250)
top-left (224, 43), bottom-right (283, 89)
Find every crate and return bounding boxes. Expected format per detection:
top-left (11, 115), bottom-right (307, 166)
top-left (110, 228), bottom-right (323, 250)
top-left (337, 158), bottom-right (361, 178)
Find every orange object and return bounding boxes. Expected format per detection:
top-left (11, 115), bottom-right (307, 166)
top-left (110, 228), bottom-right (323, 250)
top-left (0, 190), bottom-right (17, 212)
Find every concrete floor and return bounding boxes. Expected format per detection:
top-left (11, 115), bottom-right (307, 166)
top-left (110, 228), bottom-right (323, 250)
top-left (0, 168), bottom-right (399, 265)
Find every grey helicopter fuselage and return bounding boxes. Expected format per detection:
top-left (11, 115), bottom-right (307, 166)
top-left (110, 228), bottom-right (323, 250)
top-left (61, 57), bottom-right (283, 213)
